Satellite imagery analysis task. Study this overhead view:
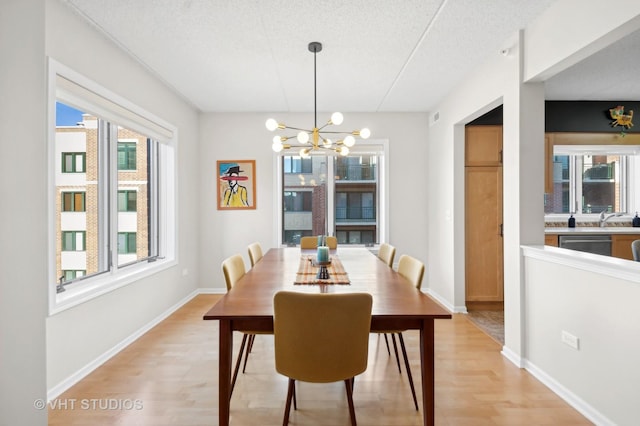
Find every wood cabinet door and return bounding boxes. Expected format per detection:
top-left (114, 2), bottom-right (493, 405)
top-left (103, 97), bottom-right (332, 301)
top-left (612, 234), bottom-right (639, 260)
top-left (465, 166), bottom-right (503, 302)
top-left (465, 125), bottom-right (502, 166)
top-left (545, 234), bottom-right (558, 247)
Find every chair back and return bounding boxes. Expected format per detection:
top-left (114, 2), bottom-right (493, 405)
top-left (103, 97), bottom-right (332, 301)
top-left (378, 243), bottom-right (396, 267)
top-left (326, 236), bottom-right (338, 249)
top-left (247, 242), bottom-right (263, 267)
top-left (273, 291), bottom-right (372, 383)
top-left (221, 254), bottom-right (246, 291)
top-left (300, 236), bottom-right (317, 249)
top-left (632, 239), bottom-right (640, 261)
top-left (397, 254), bottom-right (425, 290)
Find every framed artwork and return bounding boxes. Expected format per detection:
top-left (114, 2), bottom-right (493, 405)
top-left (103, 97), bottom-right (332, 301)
top-left (216, 160), bottom-right (256, 210)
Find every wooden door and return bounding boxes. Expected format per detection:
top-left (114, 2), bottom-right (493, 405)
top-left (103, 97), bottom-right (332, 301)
top-left (465, 126), bottom-right (503, 304)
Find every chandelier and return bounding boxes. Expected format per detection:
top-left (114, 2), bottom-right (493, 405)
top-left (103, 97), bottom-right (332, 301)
top-left (266, 42), bottom-right (370, 158)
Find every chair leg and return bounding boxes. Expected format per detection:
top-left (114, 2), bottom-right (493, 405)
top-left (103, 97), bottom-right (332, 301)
top-left (382, 333), bottom-right (391, 355)
top-left (344, 379), bottom-right (357, 426)
top-left (283, 378), bottom-right (295, 426)
top-left (230, 333), bottom-right (248, 399)
top-left (390, 333), bottom-right (402, 373)
top-left (242, 334), bottom-right (255, 373)
top-left (397, 333), bottom-right (419, 411)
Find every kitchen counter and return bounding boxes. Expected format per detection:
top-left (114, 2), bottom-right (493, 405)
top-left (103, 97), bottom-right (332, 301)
top-left (545, 227), bottom-right (640, 234)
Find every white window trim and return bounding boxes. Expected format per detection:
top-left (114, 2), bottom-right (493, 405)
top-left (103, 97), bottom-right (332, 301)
top-left (47, 58), bottom-right (178, 315)
top-left (273, 139), bottom-right (389, 246)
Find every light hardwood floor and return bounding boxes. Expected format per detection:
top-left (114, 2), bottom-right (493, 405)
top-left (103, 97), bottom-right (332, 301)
top-left (48, 294), bottom-right (592, 425)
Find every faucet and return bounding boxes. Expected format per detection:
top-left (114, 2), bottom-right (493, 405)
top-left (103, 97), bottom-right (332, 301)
top-left (599, 211), bottom-right (624, 227)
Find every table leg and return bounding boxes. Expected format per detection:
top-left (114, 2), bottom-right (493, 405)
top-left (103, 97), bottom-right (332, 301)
top-left (420, 319), bottom-right (435, 426)
top-left (219, 320), bottom-right (233, 426)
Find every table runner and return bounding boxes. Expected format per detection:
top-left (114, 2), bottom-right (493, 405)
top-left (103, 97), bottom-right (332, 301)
top-left (294, 255), bottom-right (350, 285)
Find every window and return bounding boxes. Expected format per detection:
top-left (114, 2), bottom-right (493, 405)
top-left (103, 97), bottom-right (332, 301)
top-left (118, 142), bottom-right (137, 170)
top-left (61, 231), bottom-right (85, 251)
top-left (50, 59), bottom-right (176, 313)
top-left (63, 270), bottom-right (85, 280)
top-left (279, 148), bottom-right (385, 246)
top-left (118, 232), bottom-right (137, 254)
top-left (62, 152), bottom-right (85, 173)
top-left (284, 156), bottom-right (312, 174)
top-left (546, 151), bottom-right (628, 214)
top-left (62, 191), bottom-right (85, 212)
top-left (118, 190), bottom-right (137, 212)
top-left (284, 191), bottom-right (312, 212)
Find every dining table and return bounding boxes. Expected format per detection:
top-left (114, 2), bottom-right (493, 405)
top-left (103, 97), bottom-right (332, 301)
top-left (203, 247), bottom-right (451, 426)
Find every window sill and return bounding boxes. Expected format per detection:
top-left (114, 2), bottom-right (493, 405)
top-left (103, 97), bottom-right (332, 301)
top-left (50, 257), bottom-right (176, 315)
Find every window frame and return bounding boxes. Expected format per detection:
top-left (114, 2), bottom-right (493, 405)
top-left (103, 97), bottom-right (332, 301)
top-left (48, 59), bottom-right (177, 315)
top-left (61, 152), bottom-right (86, 173)
top-left (545, 145), bottom-right (638, 220)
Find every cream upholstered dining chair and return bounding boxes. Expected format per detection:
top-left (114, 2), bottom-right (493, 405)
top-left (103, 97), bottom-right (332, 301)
top-left (376, 254), bottom-right (425, 411)
top-left (247, 242), bottom-right (263, 267)
top-left (273, 291), bottom-right (373, 426)
top-left (632, 239), bottom-right (640, 261)
top-left (377, 243), bottom-right (396, 267)
top-left (221, 254), bottom-right (271, 397)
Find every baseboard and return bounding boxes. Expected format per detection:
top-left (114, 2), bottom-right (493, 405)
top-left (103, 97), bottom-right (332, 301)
top-left (198, 287), bottom-right (226, 295)
top-left (501, 345), bottom-right (524, 368)
top-left (47, 289), bottom-right (200, 401)
top-left (524, 360), bottom-right (614, 426)
top-left (422, 288), bottom-right (454, 312)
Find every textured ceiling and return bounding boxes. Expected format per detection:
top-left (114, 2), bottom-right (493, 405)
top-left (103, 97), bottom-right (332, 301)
top-left (61, 0), bottom-right (639, 113)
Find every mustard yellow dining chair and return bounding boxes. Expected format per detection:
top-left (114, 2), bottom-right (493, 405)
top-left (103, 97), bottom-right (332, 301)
top-left (222, 254), bottom-right (271, 397)
top-left (247, 242), bottom-right (263, 267)
top-left (326, 236), bottom-right (338, 249)
top-left (273, 291), bottom-right (373, 426)
top-left (300, 236), bottom-right (337, 249)
top-left (377, 243), bottom-right (396, 267)
top-left (377, 254), bottom-right (425, 411)
top-left (299, 236), bottom-right (317, 249)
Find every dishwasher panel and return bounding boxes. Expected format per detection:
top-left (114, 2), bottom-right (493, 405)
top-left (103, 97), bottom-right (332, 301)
top-left (558, 235), bottom-right (612, 256)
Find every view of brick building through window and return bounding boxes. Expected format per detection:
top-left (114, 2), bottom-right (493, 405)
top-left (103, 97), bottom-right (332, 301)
top-left (55, 108), bottom-right (151, 287)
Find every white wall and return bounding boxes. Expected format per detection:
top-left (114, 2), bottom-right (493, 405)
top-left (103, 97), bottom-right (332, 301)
top-left (0, 1), bottom-right (48, 424)
top-left (199, 112), bottom-right (429, 290)
top-left (44, 0), bottom-right (201, 397)
top-left (523, 247), bottom-right (640, 425)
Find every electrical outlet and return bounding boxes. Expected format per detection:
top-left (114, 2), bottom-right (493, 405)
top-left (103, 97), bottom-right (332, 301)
top-left (561, 330), bottom-right (580, 350)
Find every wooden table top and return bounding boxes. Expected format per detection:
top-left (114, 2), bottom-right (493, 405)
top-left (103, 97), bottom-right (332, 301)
top-left (203, 247), bottom-right (451, 321)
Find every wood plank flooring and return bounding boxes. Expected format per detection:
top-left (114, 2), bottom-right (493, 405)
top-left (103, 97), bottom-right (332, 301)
top-left (48, 294), bottom-right (592, 425)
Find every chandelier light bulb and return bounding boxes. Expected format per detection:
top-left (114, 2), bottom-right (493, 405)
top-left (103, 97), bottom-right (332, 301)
top-left (272, 141), bottom-right (284, 152)
top-left (343, 135), bottom-right (355, 147)
top-left (331, 112), bottom-right (344, 125)
top-left (299, 147), bottom-right (310, 158)
top-left (297, 131), bottom-right (310, 144)
top-left (340, 146), bottom-right (350, 156)
top-left (265, 118), bottom-right (279, 131)
top-left (360, 128), bottom-right (371, 139)
top-left (323, 138), bottom-right (332, 148)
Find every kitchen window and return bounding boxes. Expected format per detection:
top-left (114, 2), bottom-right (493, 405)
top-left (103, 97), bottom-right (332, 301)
top-left (545, 145), bottom-right (640, 216)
